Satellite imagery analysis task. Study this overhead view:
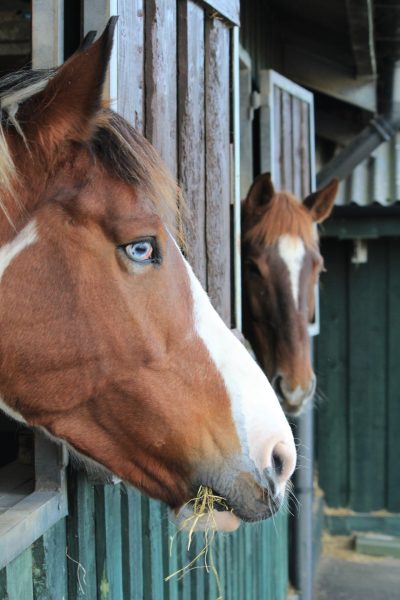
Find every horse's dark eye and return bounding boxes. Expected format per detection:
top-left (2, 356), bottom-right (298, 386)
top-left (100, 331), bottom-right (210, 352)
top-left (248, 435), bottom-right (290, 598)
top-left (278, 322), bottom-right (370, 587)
top-left (246, 260), bottom-right (262, 277)
top-left (124, 239), bottom-right (154, 263)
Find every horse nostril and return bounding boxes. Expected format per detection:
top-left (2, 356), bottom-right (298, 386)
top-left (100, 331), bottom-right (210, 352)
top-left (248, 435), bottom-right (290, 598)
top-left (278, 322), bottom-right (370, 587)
top-left (273, 375), bottom-right (286, 403)
top-left (272, 450), bottom-right (284, 477)
top-left (270, 441), bottom-right (296, 481)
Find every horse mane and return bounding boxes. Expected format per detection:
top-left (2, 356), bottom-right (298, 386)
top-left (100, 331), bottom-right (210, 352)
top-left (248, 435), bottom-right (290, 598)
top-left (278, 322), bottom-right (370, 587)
top-left (243, 191), bottom-right (317, 248)
top-left (0, 68), bottom-right (183, 239)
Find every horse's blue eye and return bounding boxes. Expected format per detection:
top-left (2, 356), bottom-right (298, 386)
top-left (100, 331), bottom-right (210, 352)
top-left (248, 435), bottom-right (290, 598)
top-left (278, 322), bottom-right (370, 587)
top-left (125, 240), bottom-right (154, 263)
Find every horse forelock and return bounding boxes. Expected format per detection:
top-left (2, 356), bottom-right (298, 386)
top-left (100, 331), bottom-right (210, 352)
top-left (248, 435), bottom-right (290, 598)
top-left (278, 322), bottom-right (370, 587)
top-left (0, 69), bottom-right (184, 244)
top-left (243, 191), bottom-right (317, 249)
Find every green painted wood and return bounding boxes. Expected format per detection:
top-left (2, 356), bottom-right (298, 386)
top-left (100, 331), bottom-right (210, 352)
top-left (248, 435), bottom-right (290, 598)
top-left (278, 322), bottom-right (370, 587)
top-left (387, 238), bottom-right (400, 512)
top-left (321, 216), bottom-right (400, 240)
top-left (186, 532), bottom-right (204, 600)
top-left (178, 531), bottom-right (192, 600)
top-left (0, 568), bottom-right (7, 600)
top-left (5, 549), bottom-right (33, 600)
top-left (66, 470), bottom-right (97, 600)
top-left (32, 518), bottom-right (67, 600)
top-left (121, 486), bottom-right (144, 600)
top-left (140, 497), bottom-right (152, 600)
top-left (325, 513), bottom-right (400, 536)
top-left (355, 532), bottom-right (400, 558)
top-left (348, 240), bottom-right (387, 511)
top-left (164, 517), bottom-right (178, 600)
top-left (148, 499), bottom-right (165, 600)
top-left (316, 239), bottom-right (349, 507)
top-left (95, 484), bottom-right (123, 600)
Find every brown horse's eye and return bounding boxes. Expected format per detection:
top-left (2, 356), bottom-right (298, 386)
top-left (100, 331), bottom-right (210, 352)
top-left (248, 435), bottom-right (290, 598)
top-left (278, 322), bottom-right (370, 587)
top-left (246, 260), bottom-right (262, 278)
top-left (123, 238), bottom-right (157, 264)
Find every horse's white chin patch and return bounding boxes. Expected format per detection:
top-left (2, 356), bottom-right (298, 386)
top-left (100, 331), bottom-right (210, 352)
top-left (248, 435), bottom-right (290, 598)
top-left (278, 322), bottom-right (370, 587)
top-left (212, 511), bottom-right (241, 532)
top-left (174, 505), bottom-right (240, 533)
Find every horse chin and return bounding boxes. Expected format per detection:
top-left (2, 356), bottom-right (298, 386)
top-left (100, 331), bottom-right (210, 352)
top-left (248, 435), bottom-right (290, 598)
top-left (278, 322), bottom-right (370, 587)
top-left (173, 503), bottom-right (241, 533)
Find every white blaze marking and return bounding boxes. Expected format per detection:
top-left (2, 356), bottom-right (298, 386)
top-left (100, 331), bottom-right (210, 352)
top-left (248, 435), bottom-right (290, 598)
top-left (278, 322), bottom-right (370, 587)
top-left (278, 234), bottom-right (305, 308)
top-left (0, 220), bottom-right (38, 423)
top-left (0, 220), bottom-right (38, 282)
top-left (183, 257), bottom-right (295, 481)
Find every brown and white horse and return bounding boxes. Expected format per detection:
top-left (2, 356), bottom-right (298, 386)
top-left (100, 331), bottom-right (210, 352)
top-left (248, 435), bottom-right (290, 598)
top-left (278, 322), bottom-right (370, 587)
top-left (242, 173), bottom-right (338, 415)
top-left (0, 21), bottom-right (295, 531)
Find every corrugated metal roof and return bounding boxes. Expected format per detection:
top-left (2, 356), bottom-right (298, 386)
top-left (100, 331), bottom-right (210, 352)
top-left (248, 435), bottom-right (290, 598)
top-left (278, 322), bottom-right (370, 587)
top-left (335, 133), bottom-right (400, 206)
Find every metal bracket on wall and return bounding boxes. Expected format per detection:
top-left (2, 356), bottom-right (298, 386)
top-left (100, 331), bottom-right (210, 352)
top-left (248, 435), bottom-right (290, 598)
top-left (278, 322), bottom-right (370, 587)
top-left (351, 239), bottom-right (368, 264)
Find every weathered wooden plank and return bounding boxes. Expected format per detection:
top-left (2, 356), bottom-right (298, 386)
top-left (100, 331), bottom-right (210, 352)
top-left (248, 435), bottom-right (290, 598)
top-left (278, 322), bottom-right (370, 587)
top-left (5, 548), bottom-right (33, 600)
top-left (32, 518), bottom-right (67, 600)
top-left (316, 239), bottom-right (349, 507)
top-left (67, 470), bottom-right (97, 600)
top-left (348, 240), bottom-right (387, 511)
top-left (117, 0), bottom-right (144, 131)
top-left (95, 484), bottom-right (123, 600)
top-left (387, 238), bottom-right (400, 512)
top-left (300, 101), bottom-right (311, 196)
top-left (178, 0), bottom-right (207, 286)
top-left (141, 497), bottom-right (168, 600)
top-left (0, 490), bottom-right (67, 571)
top-left (281, 90), bottom-right (293, 191)
top-left (31, 0), bottom-right (63, 68)
top-left (292, 97), bottom-right (302, 197)
top-left (239, 61), bottom-right (253, 198)
top-left (205, 17), bottom-right (231, 324)
top-left (140, 497), bottom-right (152, 599)
top-left (273, 86), bottom-right (282, 189)
top-left (178, 531), bottom-right (192, 600)
top-left (201, 0), bottom-right (240, 25)
top-left (121, 486), bottom-right (144, 600)
top-left (145, 0), bottom-right (177, 175)
top-left (163, 514), bottom-right (178, 600)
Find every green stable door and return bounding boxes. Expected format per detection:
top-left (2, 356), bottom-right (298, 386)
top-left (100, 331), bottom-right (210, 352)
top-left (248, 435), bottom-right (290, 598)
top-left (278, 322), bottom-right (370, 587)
top-left (315, 231), bottom-right (400, 534)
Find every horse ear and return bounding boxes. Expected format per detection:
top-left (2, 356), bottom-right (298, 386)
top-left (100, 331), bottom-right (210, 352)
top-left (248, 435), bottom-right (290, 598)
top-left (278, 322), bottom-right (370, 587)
top-left (17, 17), bottom-right (118, 151)
top-left (245, 173), bottom-right (275, 213)
top-left (303, 178), bottom-right (339, 223)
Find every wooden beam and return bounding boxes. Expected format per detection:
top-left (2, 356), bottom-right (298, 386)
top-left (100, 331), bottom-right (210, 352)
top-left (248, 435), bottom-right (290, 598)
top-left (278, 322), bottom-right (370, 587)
top-left (346, 0), bottom-right (376, 77)
top-left (282, 42), bottom-right (376, 112)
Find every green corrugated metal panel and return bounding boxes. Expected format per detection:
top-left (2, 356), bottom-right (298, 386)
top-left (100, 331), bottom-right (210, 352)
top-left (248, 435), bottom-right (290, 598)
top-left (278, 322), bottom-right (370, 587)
top-left (0, 468), bottom-right (290, 599)
top-left (316, 236), bottom-right (400, 514)
top-left (335, 134), bottom-right (400, 207)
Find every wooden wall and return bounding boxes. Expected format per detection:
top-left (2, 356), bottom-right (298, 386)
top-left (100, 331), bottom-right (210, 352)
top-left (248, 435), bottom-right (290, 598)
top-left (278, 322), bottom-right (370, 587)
top-left (316, 235), bottom-right (400, 514)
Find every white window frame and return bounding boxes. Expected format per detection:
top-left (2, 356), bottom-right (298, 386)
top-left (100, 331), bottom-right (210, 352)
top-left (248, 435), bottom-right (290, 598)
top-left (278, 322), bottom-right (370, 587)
top-left (259, 70), bottom-right (320, 336)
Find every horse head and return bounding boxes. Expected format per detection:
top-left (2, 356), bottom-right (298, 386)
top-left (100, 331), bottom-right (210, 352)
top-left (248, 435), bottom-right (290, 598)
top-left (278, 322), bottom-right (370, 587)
top-left (242, 173), bottom-right (338, 416)
top-left (0, 21), bottom-right (295, 531)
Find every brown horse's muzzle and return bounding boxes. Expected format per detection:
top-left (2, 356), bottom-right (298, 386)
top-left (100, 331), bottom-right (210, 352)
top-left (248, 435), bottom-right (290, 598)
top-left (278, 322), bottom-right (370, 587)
top-left (273, 374), bottom-right (316, 415)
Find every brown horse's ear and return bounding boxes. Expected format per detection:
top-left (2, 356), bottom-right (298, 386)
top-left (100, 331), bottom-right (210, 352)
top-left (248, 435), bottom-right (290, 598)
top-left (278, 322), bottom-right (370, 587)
top-left (303, 178), bottom-right (339, 223)
top-left (17, 17), bottom-right (118, 152)
top-left (245, 173), bottom-right (275, 213)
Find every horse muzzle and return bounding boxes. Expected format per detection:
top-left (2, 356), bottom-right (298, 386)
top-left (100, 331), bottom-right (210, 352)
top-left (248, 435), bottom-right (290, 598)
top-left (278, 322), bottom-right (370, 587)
top-left (273, 374), bottom-right (316, 415)
top-left (176, 450), bottom-right (293, 532)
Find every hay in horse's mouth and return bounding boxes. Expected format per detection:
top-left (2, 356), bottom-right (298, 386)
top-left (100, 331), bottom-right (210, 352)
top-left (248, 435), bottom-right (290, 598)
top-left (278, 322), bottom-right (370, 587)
top-left (167, 485), bottom-right (233, 600)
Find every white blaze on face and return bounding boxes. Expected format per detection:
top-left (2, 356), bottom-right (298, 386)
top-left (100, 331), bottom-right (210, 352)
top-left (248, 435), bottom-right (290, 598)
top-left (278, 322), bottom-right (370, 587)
top-left (0, 220), bottom-right (38, 424)
top-left (182, 257), bottom-right (296, 482)
top-left (0, 220), bottom-right (38, 282)
top-left (278, 234), bottom-right (305, 309)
